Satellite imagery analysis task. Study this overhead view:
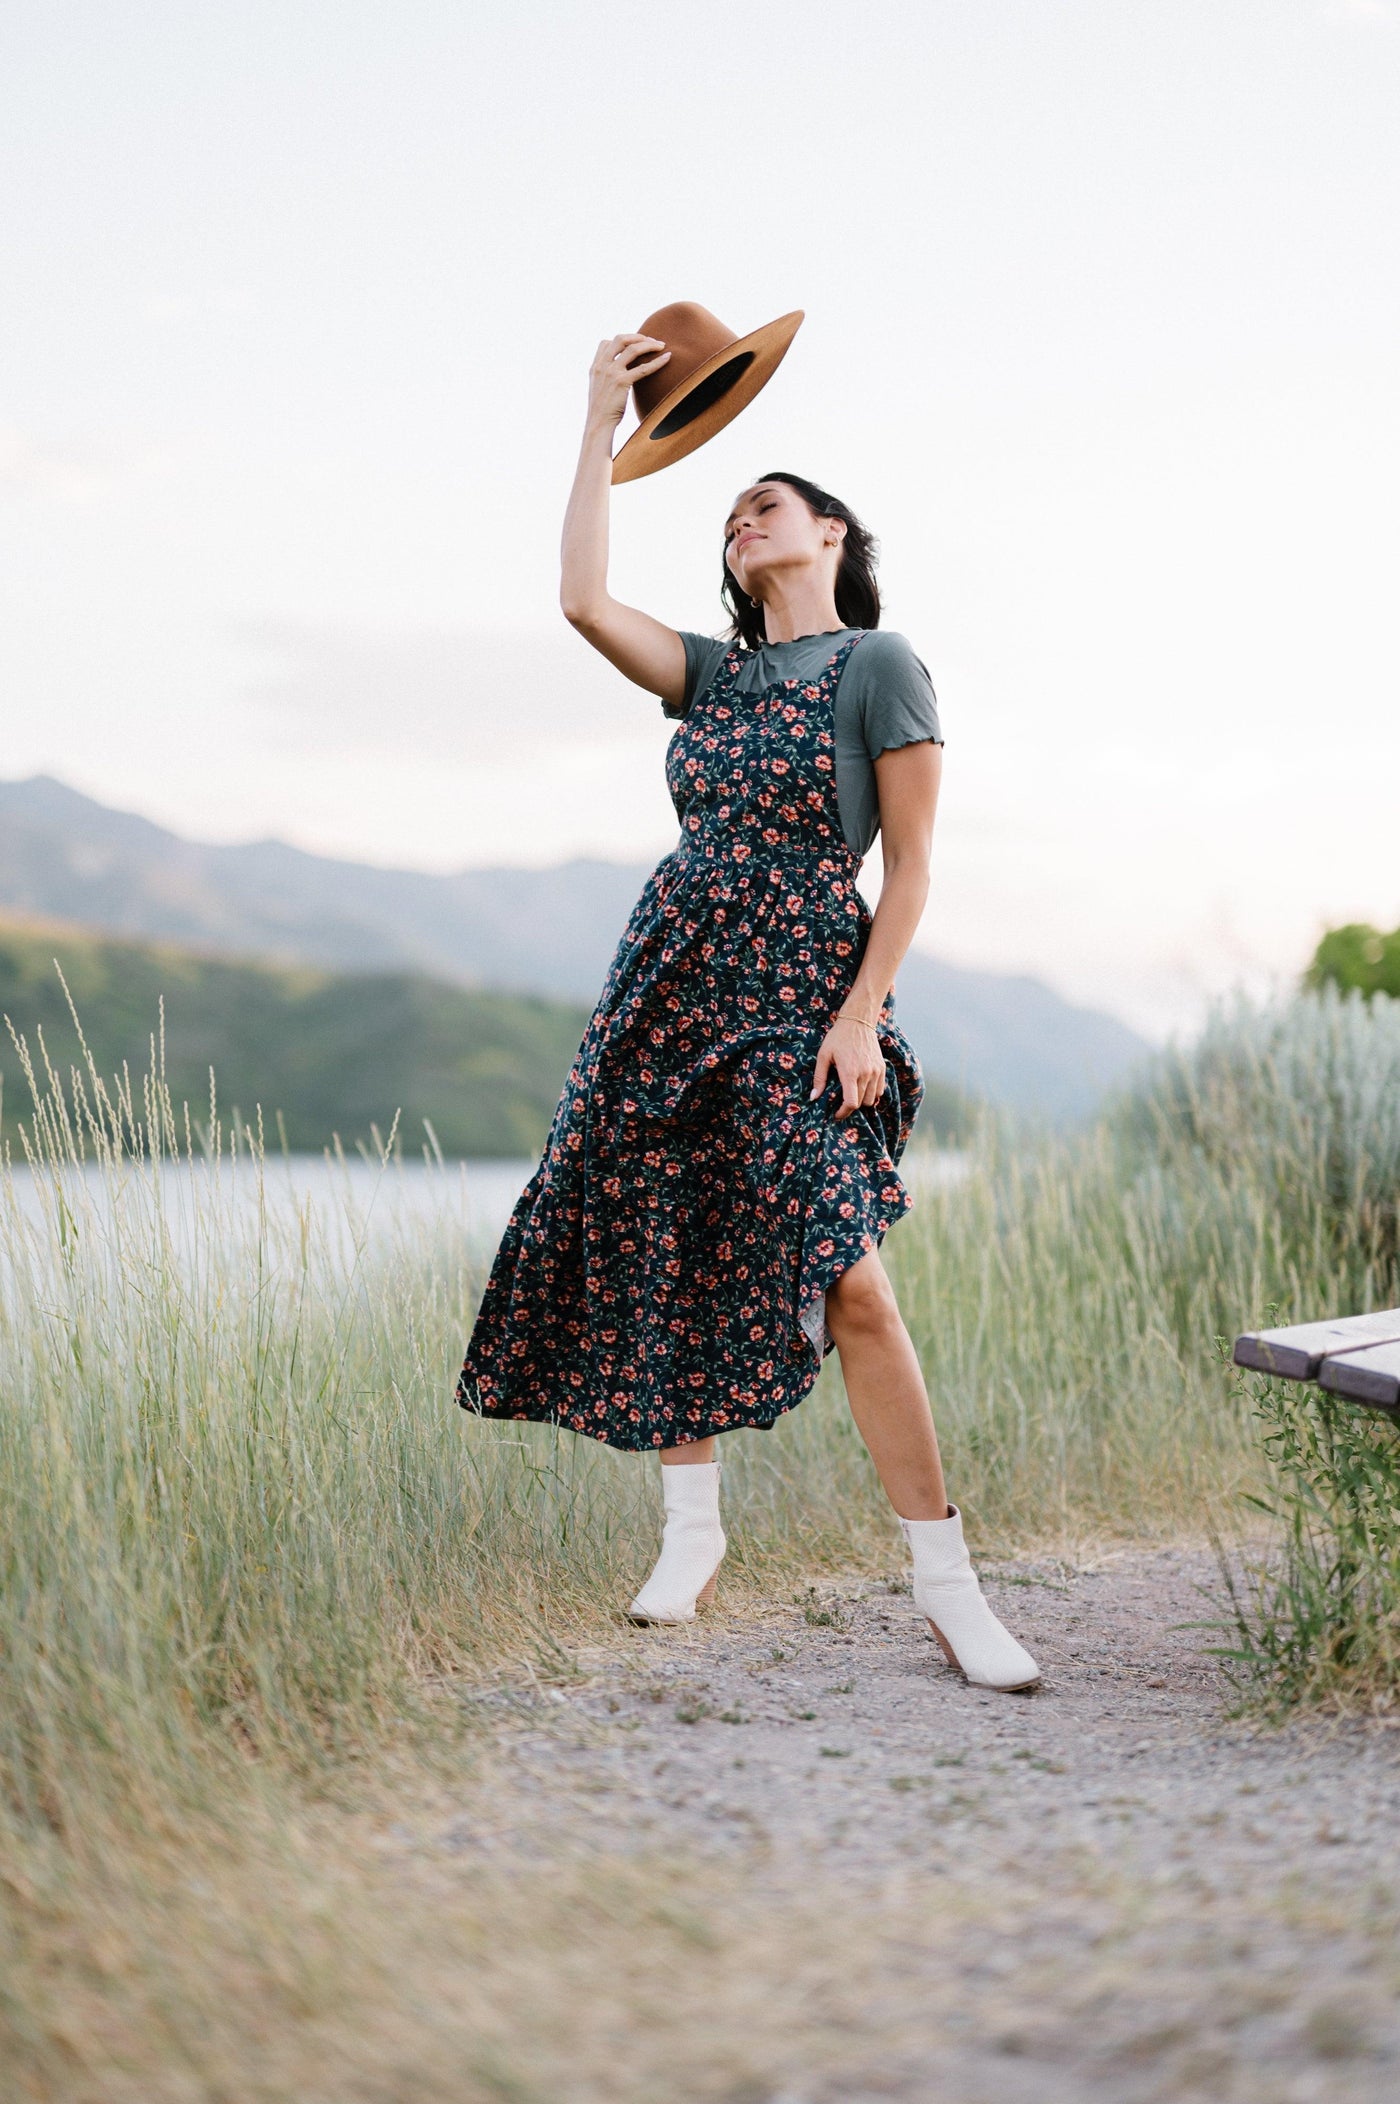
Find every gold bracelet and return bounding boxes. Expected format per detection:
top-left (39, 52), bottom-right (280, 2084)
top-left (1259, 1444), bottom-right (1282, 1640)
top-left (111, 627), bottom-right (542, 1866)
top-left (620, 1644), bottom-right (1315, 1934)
top-left (835, 1008), bottom-right (881, 1031)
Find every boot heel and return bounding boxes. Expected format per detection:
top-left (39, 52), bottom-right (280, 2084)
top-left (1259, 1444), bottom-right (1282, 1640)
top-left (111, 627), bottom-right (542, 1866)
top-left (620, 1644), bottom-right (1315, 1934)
top-left (925, 1617), bottom-right (959, 1668)
top-left (696, 1566), bottom-right (720, 1609)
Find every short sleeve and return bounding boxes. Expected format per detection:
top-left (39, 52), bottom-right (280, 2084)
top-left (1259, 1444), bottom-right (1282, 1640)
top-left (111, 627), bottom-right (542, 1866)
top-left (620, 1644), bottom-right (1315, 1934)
top-left (664, 631), bottom-right (731, 720)
top-left (848, 631), bottom-right (943, 757)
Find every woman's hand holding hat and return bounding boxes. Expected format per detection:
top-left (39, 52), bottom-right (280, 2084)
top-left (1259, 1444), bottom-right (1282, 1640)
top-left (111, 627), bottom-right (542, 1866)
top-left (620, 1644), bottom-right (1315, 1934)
top-left (580, 306), bottom-right (802, 480)
top-left (587, 334), bottom-right (671, 434)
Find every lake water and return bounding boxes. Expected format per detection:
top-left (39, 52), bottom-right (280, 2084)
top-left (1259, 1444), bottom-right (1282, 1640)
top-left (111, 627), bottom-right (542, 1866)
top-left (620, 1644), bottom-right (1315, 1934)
top-left (4, 1147), bottom-right (970, 1257)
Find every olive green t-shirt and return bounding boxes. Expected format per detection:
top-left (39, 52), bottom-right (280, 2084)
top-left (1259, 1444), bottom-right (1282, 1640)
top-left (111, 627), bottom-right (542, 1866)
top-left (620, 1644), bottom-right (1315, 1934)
top-left (663, 626), bottom-right (943, 858)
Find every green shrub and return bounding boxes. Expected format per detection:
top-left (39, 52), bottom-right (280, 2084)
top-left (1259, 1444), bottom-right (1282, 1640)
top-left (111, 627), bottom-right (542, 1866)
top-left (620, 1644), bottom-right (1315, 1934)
top-left (1215, 1368), bottom-right (1400, 1711)
top-left (1307, 921), bottom-right (1400, 1002)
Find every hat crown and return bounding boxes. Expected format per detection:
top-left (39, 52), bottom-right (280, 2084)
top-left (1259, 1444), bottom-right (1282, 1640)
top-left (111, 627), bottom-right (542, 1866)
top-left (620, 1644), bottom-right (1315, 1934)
top-left (632, 303), bottom-right (737, 421)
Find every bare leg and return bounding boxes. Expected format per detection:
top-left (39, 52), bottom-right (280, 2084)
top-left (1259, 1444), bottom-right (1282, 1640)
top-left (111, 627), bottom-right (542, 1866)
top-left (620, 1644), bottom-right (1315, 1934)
top-left (824, 1246), bottom-right (948, 1521)
top-left (659, 1436), bottom-right (718, 1464)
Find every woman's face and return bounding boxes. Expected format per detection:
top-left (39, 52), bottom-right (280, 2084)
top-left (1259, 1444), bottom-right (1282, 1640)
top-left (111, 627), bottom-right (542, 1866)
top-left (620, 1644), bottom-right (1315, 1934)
top-left (723, 480), bottom-right (842, 602)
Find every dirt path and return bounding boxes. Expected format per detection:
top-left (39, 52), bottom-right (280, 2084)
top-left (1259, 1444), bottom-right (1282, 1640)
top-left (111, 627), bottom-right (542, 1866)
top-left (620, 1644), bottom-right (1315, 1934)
top-left (377, 1547), bottom-right (1400, 2102)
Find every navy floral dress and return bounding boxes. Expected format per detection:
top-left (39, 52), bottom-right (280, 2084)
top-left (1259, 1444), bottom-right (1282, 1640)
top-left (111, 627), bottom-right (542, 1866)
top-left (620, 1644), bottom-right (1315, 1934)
top-left (456, 630), bottom-right (925, 1450)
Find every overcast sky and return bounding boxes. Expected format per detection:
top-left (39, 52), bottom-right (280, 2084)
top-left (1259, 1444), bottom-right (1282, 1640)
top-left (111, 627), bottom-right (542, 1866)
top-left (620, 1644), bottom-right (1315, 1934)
top-left (3, 0), bottom-right (1398, 1039)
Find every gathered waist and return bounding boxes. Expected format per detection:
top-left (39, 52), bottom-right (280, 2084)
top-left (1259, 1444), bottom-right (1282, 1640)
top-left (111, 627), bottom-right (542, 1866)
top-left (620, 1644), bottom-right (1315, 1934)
top-left (668, 832), bottom-right (862, 879)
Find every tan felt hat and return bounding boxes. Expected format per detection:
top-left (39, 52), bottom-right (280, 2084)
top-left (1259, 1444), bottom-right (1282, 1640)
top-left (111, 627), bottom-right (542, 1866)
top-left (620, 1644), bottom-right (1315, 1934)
top-left (611, 302), bottom-right (804, 486)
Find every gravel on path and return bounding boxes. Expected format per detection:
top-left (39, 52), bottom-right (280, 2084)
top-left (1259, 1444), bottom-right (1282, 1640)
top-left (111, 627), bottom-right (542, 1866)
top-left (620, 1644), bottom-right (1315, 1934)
top-left (378, 1546), bottom-right (1400, 2103)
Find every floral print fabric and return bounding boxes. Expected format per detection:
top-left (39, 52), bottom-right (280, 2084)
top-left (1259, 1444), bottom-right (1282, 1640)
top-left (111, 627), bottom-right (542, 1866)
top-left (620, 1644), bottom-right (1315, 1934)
top-left (456, 630), bottom-right (925, 1450)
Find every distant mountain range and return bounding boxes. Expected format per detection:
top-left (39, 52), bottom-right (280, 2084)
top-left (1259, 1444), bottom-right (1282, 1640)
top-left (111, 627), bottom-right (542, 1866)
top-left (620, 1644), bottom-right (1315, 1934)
top-left (0, 775), bottom-right (1151, 1122)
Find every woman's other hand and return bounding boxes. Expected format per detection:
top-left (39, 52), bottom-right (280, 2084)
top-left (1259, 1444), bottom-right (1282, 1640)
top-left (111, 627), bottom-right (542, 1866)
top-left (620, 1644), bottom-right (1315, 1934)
top-left (809, 1017), bottom-right (887, 1122)
top-left (587, 333), bottom-right (670, 433)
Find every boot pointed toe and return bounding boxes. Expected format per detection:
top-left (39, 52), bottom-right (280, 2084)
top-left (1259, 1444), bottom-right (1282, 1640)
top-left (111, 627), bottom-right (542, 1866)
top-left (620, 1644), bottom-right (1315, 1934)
top-left (920, 1588), bottom-right (1041, 1690)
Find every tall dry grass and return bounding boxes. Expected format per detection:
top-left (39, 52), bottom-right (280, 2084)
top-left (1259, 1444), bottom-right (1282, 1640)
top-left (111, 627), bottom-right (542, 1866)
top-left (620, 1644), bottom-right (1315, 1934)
top-left (893, 986), bottom-right (1400, 1545)
top-left (6, 983), bottom-right (1400, 1804)
top-left (0, 993), bottom-right (897, 1839)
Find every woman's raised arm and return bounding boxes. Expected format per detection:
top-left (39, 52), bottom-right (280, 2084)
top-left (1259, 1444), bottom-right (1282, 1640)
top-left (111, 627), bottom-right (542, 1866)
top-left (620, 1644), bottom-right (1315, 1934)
top-left (560, 334), bottom-right (688, 706)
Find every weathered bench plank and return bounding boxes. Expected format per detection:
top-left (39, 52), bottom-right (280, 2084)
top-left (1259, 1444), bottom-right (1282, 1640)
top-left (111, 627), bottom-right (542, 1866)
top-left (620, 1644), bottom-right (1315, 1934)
top-left (1318, 1340), bottom-right (1400, 1413)
top-left (1233, 1309), bottom-right (1400, 1380)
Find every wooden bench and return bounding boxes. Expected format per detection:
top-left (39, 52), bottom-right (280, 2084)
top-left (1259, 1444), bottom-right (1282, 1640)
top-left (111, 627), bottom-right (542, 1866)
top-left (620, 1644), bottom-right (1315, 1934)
top-left (1233, 1310), bottom-right (1400, 1413)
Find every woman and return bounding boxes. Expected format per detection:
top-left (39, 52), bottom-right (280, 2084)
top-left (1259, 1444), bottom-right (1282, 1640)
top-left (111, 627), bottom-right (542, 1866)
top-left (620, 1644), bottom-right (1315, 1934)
top-left (457, 331), bottom-right (1038, 1693)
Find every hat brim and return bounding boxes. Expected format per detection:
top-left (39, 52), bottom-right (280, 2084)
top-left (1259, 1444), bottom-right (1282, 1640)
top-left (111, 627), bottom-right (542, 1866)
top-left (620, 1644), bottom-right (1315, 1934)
top-left (611, 310), bottom-right (804, 486)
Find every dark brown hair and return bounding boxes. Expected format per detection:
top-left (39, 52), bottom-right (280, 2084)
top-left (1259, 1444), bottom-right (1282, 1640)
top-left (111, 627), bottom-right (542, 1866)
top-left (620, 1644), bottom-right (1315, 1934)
top-left (720, 470), bottom-right (881, 650)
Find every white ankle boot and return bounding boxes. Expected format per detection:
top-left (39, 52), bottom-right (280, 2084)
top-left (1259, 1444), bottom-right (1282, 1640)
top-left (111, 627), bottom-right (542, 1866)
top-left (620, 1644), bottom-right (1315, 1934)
top-left (627, 1460), bottom-right (726, 1625)
top-left (901, 1504), bottom-right (1040, 1691)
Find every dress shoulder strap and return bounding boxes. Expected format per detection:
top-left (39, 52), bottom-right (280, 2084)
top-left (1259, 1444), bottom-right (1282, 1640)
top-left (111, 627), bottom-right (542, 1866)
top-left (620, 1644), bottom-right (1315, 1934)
top-left (824, 627), bottom-right (868, 676)
top-left (703, 641), bottom-right (754, 701)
